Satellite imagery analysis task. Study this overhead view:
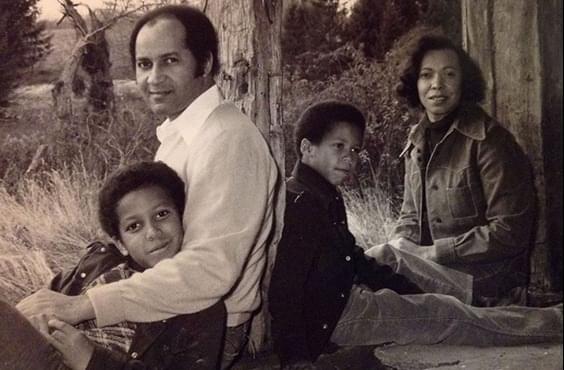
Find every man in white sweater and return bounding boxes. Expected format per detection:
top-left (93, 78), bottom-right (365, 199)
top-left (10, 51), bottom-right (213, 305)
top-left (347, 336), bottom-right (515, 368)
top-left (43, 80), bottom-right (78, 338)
top-left (17, 5), bottom-right (280, 369)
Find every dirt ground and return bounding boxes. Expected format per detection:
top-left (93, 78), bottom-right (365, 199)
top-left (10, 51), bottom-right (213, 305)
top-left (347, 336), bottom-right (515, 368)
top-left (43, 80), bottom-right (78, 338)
top-left (373, 343), bottom-right (563, 370)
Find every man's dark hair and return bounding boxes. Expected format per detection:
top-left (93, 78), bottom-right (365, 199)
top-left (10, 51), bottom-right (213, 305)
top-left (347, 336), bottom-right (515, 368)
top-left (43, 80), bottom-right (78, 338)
top-left (98, 161), bottom-right (186, 240)
top-left (294, 101), bottom-right (366, 158)
top-left (129, 5), bottom-right (220, 77)
top-left (396, 35), bottom-right (485, 108)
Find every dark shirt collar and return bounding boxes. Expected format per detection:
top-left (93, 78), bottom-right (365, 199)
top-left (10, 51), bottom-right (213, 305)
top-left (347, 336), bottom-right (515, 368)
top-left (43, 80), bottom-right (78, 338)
top-left (422, 106), bottom-right (459, 132)
top-left (106, 242), bottom-right (146, 272)
top-left (290, 161), bottom-right (342, 208)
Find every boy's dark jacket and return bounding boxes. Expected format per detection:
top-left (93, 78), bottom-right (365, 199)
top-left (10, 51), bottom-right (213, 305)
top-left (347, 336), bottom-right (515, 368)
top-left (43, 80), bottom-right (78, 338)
top-left (49, 241), bottom-right (225, 370)
top-left (269, 162), bottom-right (422, 366)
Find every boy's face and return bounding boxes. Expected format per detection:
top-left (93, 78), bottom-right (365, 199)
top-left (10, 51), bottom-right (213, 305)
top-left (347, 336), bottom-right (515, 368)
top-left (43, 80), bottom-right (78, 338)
top-left (301, 121), bottom-right (363, 186)
top-left (116, 185), bottom-right (183, 268)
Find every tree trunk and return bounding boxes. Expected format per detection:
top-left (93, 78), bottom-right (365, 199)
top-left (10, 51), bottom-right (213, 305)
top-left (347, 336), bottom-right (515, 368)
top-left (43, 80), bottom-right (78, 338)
top-left (52, 0), bottom-right (115, 121)
top-left (462, 0), bottom-right (563, 293)
top-left (193, 0), bottom-right (284, 352)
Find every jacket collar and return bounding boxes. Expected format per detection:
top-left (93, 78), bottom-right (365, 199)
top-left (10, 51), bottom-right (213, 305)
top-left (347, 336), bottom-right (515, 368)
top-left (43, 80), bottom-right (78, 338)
top-left (290, 161), bottom-right (342, 208)
top-left (401, 104), bottom-right (488, 157)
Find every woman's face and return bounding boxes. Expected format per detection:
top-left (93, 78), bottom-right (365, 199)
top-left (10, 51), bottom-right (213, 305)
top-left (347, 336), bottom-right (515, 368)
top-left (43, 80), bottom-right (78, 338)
top-left (417, 49), bottom-right (462, 122)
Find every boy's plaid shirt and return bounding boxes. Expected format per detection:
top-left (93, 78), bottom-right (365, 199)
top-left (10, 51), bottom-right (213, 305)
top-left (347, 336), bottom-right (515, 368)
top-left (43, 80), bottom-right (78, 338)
top-left (75, 263), bottom-right (137, 354)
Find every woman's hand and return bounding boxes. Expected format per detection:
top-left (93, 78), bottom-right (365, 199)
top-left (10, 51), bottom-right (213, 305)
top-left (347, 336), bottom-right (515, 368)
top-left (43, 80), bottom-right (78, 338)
top-left (389, 237), bottom-right (418, 251)
top-left (389, 237), bottom-right (438, 261)
top-left (45, 318), bottom-right (94, 370)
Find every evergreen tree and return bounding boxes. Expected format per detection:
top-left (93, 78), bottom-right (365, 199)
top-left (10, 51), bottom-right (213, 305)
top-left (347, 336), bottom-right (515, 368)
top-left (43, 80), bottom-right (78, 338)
top-left (282, 0), bottom-right (350, 79)
top-left (346, 0), bottom-right (424, 59)
top-left (0, 0), bottom-right (51, 106)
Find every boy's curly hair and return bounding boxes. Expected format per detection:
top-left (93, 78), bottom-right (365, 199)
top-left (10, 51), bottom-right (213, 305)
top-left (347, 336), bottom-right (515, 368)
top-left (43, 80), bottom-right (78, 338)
top-left (98, 161), bottom-right (185, 240)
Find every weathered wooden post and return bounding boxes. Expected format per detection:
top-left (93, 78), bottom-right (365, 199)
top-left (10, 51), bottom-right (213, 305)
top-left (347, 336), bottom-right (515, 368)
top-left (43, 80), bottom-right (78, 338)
top-left (461, 0), bottom-right (563, 295)
top-left (194, 0), bottom-right (284, 351)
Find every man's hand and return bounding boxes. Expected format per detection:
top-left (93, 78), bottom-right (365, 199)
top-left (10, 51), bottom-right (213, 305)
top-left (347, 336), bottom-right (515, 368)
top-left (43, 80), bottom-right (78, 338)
top-left (16, 288), bottom-right (94, 325)
top-left (46, 318), bottom-right (94, 370)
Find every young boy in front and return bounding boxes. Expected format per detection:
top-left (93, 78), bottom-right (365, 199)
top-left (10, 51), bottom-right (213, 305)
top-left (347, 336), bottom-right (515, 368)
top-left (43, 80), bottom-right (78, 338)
top-left (268, 101), bottom-right (562, 370)
top-left (5, 161), bottom-right (225, 370)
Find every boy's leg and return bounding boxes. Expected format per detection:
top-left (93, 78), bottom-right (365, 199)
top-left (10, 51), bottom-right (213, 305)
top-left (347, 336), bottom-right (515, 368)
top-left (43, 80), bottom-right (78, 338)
top-left (185, 300), bottom-right (227, 370)
top-left (365, 243), bottom-right (473, 303)
top-left (220, 320), bottom-right (250, 370)
top-left (330, 286), bottom-right (562, 347)
top-left (0, 300), bottom-right (66, 370)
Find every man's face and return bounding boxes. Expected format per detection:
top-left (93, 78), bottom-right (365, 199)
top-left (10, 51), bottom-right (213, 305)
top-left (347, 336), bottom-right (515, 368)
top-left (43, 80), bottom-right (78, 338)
top-left (301, 122), bottom-right (363, 186)
top-left (116, 185), bottom-right (183, 269)
top-left (135, 17), bottom-right (210, 120)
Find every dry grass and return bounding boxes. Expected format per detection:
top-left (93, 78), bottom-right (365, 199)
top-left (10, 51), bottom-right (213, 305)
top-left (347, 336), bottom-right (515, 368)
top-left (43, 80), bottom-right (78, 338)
top-left (0, 167), bottom-right (104, 304)
top-left (0, 251), bottom-right (55, 305)
top-left (344, 185), bottom-right (399, 250)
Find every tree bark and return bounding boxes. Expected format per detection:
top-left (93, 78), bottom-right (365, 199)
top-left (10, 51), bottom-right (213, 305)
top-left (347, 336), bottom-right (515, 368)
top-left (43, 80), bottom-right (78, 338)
top-left (462, 0), bottom-right (563, 292)
top-left (193, 0), bottom-right (284, 352)
top-left (52, 0), bottom-right (115, 121)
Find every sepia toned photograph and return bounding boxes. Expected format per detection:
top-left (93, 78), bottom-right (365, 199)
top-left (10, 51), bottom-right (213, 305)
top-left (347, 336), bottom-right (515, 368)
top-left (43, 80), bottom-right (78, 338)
top-left (1, 0), bottom-right (562, 369)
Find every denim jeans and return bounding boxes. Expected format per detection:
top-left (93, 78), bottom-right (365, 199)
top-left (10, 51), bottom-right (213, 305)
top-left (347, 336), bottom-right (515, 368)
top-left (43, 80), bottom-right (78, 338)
top-left (365, 243), bottom-right (474, 303)
top-left (0, 300), bottom-right (67, 370)
top-left (330, 286), bottom-right (563, 347)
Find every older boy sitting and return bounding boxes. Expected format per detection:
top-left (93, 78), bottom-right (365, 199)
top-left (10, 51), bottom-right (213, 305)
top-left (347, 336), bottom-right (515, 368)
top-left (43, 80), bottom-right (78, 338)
top-left (268, 101), bottom-right (562, 370)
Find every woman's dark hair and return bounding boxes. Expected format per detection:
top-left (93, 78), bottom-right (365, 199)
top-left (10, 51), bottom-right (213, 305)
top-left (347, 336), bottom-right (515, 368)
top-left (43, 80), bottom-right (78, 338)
top-left (396, 35), bottom-right (485, 107)
top-left (129, 5), bottom-right (220, 77)
top-left (294, 101), bottom-right (366, 158)
top-left (98, 161), bottom-right (186, 240)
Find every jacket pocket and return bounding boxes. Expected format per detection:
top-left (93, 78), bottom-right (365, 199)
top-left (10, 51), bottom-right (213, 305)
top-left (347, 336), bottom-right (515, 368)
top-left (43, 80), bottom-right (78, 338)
top-left (446, 185), bottom-right (478, 219)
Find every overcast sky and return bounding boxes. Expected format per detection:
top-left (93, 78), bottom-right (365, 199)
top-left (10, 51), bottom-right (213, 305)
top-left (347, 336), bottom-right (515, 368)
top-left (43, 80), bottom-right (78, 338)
top-left (38, 0), bottom-right (355, 20)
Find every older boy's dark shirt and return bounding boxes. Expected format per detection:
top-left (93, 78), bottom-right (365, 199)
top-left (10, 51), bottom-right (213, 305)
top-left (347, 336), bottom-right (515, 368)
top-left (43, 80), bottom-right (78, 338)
top-left (269, 161), bottom-right (421, 366)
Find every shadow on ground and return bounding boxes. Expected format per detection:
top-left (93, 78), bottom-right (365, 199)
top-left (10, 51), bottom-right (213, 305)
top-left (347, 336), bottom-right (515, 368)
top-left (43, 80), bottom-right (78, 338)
top-left (233, 343), bottom-right (562, 369)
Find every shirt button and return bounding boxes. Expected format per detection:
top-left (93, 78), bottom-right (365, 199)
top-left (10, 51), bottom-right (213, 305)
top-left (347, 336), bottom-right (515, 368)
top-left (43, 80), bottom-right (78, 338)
top-left (322, 324), bottom-right (328, 330)
top-left (345, 256), bottom-right (351, 262)
top-left (100, 247), bottom-right (106, 252)
top-left (79, 272), bottom-right (86, 278)
top-left (131, 352), bottom-right (138, 359)
top-left (162, 319), bottom-right (167, 323)
top-left (340, 293), bottom-right (345, 298)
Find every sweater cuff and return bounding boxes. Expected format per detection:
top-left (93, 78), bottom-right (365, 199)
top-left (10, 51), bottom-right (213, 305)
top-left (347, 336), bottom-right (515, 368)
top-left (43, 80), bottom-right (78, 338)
top-left (86, 281), bottom-right (126, 327)
top-left (434, 237), bottom-right (457, 264)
